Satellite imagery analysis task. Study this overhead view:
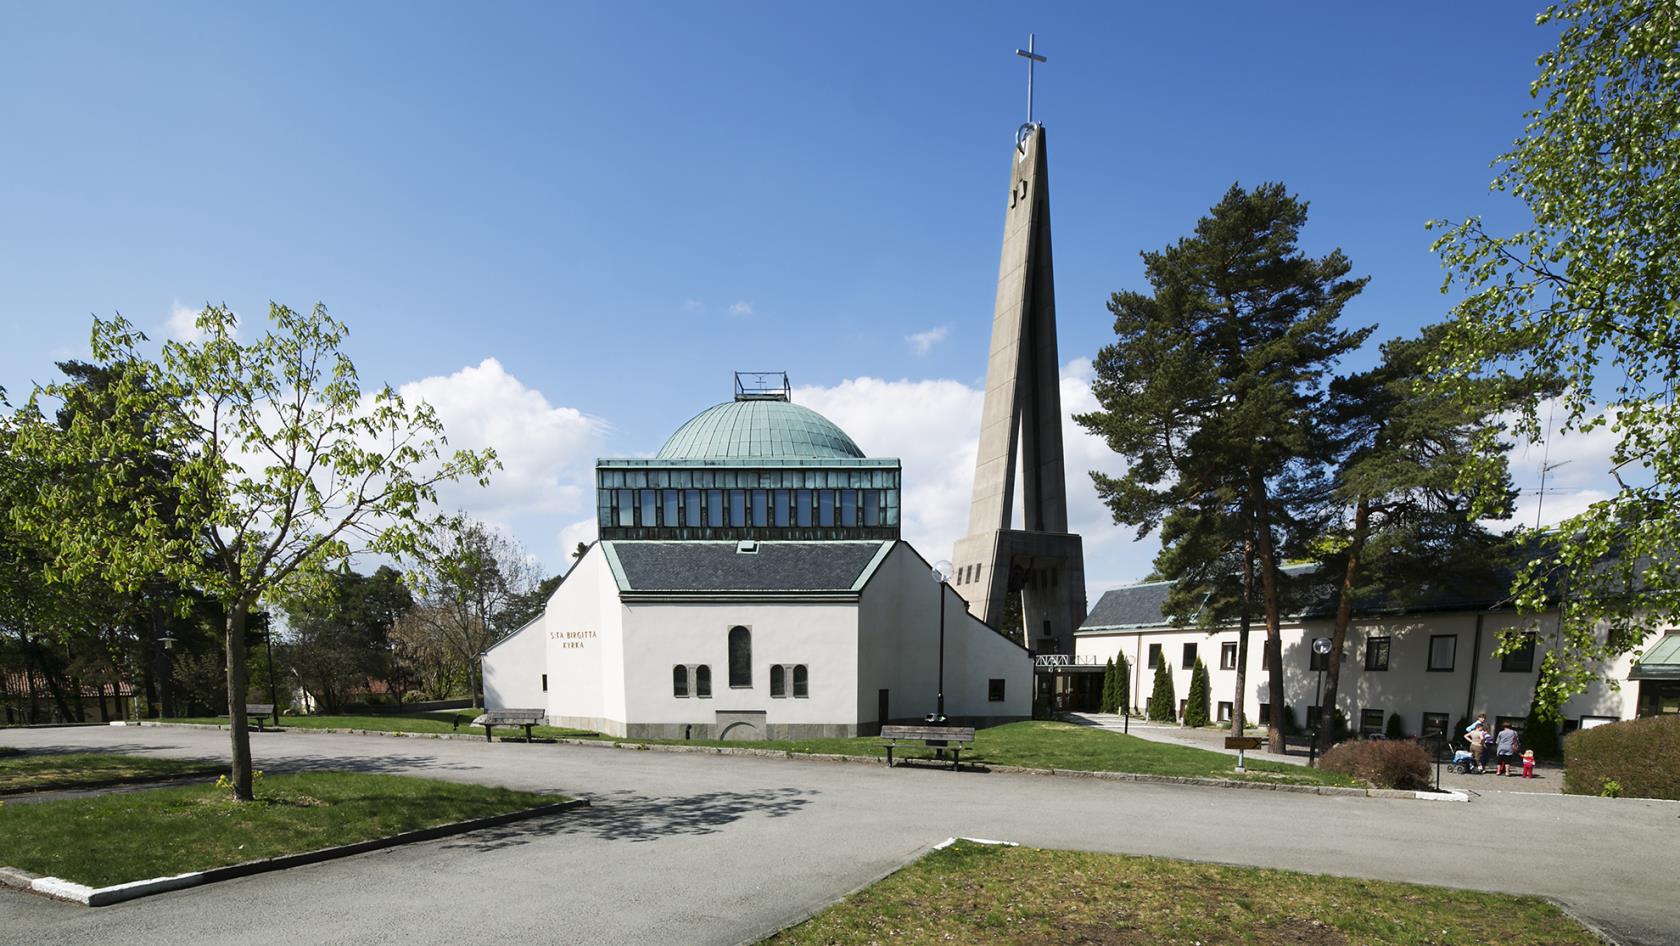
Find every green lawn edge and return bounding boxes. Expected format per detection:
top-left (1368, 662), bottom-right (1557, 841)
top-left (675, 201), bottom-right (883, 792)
top-left (0, 771), bottom-right (558, 887)
top-left (0, 753), bottom-right (220, 794)
top-left (765, 841), bottom-right (1601, 946)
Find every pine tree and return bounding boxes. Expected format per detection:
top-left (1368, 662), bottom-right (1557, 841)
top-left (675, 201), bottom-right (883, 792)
top-left (1078, 182), bottom-right (1372, 754)
top-left (1146, 660), bottom-right (1176, 722)
top-left (1116, 652), bottom-right (1131, 715)
top-left (1100, 658), bottom-right (1117, 713)
top-left (1183, 657), bottom-right (1211, 727)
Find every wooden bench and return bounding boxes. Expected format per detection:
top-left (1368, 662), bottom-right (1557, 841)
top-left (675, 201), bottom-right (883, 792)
top-left (471, 709), bottom-right (546, 742)
top-left (879, 724), bottom-right (977, 771)
top-left (245, 704), bottom-right (276, 732)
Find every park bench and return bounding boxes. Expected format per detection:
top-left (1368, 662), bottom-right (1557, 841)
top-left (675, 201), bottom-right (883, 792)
top-left (879, 724), bottom-right (976, 771)
top-left (245, 704), bottom-right (276, 732)
top-left (470, 708), bottom-right (546, 742)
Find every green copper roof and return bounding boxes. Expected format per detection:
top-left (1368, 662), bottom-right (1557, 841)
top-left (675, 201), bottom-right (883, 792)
top-left (1630, 634), bottom-right (1680, 680)
top-left (657, 399), bottom-right (865, 460)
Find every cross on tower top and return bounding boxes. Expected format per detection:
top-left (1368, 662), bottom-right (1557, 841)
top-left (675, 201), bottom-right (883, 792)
top-left (1015, 33), bottom-right (1047, 127)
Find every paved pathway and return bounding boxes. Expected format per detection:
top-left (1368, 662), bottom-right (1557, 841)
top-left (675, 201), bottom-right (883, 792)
top-left (2, 725), bottom-right (1674, 946)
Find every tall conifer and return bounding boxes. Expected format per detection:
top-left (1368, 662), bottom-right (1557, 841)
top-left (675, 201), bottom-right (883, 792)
top-left (1146, 661), bottom-right (1176, 722)
top-left (1183, 657), bottom-right (1211, 727)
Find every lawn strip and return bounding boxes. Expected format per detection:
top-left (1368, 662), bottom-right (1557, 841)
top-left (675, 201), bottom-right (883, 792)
top-left (0, 771), bottom-right (559, 888)
top-left (765, 840), bottom-right (1600, 946)
top-left (0, 753), bottom-right (222, 794)
top-left (168, 707), bottom-right (594, 741)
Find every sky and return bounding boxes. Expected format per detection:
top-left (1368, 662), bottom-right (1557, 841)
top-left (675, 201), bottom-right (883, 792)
top-left (0, 3), bottom-right (1617, 594)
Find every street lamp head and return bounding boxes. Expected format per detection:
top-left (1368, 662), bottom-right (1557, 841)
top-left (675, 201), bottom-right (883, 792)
top-left (159, 634), bottom-right (178, 651)
top-left (1312, 638), bottom-right (1333, 656)
top-left (931, 560), bottom-right (953, 584)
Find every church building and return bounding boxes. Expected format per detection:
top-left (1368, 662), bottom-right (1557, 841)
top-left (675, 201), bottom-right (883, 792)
top-left (482, 372), bottom-right (1033, 739)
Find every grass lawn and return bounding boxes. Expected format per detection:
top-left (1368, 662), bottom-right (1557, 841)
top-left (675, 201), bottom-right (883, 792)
top-left (170, 707), bottom-right (594, 741)
top-left (766, 840), bottom-right (1600, 946)
top-left (0, 772), bottom-right (558, 887)
top-left (0, 752), bottom-right (219, 794)
top-left (628, 721), bottom-right (1357, 787)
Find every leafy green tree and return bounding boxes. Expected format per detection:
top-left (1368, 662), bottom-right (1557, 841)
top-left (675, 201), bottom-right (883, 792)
top-left (282, 565), bottom-right (413, 713)
top-left (1524, 656), bottom-right (1565, 761)
top-left (1146, 660), bottom-right (1175, 722)
top-left (10, 304), bottom-right (494, 799)
top-left (1183, 657), bottom-right (1211, 727)
top-left (1078, 182), bottom-right (1371, 752)
top-left (1430, 0), bottom-right (1680, 709)
top-left (1312, 326), bottom-right (1541, 750)
top-left (410, 515), bottom-right (540, 708)
top-left (1100, 657), bottom-right (1116, 713)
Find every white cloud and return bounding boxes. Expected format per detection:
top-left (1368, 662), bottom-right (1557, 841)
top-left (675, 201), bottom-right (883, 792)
top-left (1499, 399), bottom-right (1629, 532)
top-left (795, 360), bottom-right (1152, 596)
top-left (905, 325), bottom-right (951, 356)
top-left (558, 517), bottom-right (599, 573)
top-left (682, 298), bottom-right (705, 314)
top-left (728, 301), bottom-right (753, 318)
top-left (398, 358), bottom-right (606, 533)
top-left (166, 302), bottom-right (237, 342)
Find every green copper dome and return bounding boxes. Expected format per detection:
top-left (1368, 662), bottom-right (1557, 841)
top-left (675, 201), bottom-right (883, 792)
top-left (657, 399), bottom-right (865, 460)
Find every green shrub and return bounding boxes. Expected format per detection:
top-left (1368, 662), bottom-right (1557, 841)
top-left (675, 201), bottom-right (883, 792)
top-left (1182, 658), bottom-right (1211, 727)
top-left (1146, 661), bottom-right (1175, 722)
top-left (1115, 653), bottom-right (1130, 713)
top-left (1385, 712), bottom-right (1406, 740)
top-left (1319, 739), bottom-right (1432, 789)
top-left (1100, 658), bottom-right (1117, 713)
top-left (1278, 703), bottom-right (1298, 735)
top-left (1562, 715), bottom-right (1680, 800)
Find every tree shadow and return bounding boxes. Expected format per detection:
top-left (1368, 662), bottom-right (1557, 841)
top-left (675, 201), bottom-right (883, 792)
top-left (437, 787), bottom-right (816, 852)
top-left (5, 742), bottom-right (206, 758)
top-left (261, 752), bottom-right (484, 775)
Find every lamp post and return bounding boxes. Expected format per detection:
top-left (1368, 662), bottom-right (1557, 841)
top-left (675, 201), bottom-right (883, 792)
top-left (1310, 637), bottom-right (1331, 766)
top-left (260, 613), bottom-right (280, 727)
top-left (928, 560), bottom-right (952, 725)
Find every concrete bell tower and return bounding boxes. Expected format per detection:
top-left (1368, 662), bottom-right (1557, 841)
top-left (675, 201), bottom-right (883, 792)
top-left (951, 120), bottom-right (1087, 657)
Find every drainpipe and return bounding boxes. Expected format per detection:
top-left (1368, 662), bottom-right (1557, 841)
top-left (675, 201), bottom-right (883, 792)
top-left (1464, 613), bottom-right (1483, 723)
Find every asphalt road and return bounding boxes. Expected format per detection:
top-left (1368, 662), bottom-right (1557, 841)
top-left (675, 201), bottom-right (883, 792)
top-left (2, 725), bottom-right (1675, 946)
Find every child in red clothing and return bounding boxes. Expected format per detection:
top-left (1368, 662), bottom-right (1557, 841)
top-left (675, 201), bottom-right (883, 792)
top-left (1521, 749), bottom-right (1536, 779)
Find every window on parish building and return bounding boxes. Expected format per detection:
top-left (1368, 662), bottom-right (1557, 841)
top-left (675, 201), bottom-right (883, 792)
top-left (1428, 635), bottom-right (1456, 672)
top-left (1361, 708), bottom-right (1384, 736)
top-left (1258, 702), bottom-right (1271, 725)
top-left (1364, 636), bottom-right (1391, 671)
top-left (1261, 646), bottom-right (1270, 671)
top-left (673, 665), bottom-right (689, 698)
top-left (541, 673), bottom-right (548, 692)
top-left (793, 665), bottom-right (808, 698)
top-left (1422, 712), bottom-right (1449, 739)
top-left (1217, 701), bottom-right (1232, 722)
top-left (770, 665), bottom-right (785, 698)
top-left (1148, 643), bottom-right (1162, 669)
top-left (1220, 642), bottom-right (1237, 671)
top-left (728, 626), bottom-right (752, 687)
top-left (989, 678), bottom-right (1006, 702)
top-left (1308, 646), bottom-right (1329, 672)
top-left (1501, 632), bottom-right (1537, 673)
top-left (1306, 705), bottom-right (1323, 729)
top-left (1182, 643), bottom-right (1196, 670)
top-left (695, 665), bottom-right (712, 697)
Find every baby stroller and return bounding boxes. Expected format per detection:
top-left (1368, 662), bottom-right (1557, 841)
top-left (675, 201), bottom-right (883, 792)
top-left (1449, 747), bottom-right (1477, 774)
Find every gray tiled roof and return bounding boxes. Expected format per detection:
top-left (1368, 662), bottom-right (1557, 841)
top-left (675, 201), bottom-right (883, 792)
top-left (1082, 581), bottom-right (1174, 629)
top-left (608, 541), bottom-right (888, 592)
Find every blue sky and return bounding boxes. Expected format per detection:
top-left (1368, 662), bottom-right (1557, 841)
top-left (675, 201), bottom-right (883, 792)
top-left (2, 3), bottom-right (1598, 590)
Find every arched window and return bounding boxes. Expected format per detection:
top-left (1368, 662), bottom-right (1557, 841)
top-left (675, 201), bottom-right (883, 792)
top-left (793, 664), bottom-right (809, 698)
top-left (728, 626), bottom-right (751, 688)
top-left (695, 665), bottom-right (712, 698)
top-left (770, 665), bottom-right (786, 698)
top-left (673, 665), bottom-right (688, 698)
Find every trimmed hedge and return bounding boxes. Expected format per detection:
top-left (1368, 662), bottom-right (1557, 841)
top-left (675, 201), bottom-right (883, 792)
top-left (1319, 739), bottom-right (1432, 790)
top-left (1562, 715), bottom-right (1680, 800)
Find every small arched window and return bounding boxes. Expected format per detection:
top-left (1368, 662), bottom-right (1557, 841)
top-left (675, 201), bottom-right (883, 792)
top-left (793, 664), bottom-right (809, 698)
top-left (695, 665), bottom-right (712, 698)
top-left (770, 665), bottom-right (786, 697)
top-left (728, 626), bottom-right (752, 688)
top-left (673, 665), bottom-right (688, 698)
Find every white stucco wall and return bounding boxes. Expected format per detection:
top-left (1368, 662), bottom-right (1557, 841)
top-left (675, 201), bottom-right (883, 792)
top-left (483, 612), bottom-right (546, 711)
top-left (857, 543), bottom-right (1032, 724)
top-left (1076, 607), bottom-right (1638, 731)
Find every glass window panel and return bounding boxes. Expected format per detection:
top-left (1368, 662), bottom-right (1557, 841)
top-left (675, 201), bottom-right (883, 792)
top-left (795, 489), bottom-right (814, 527)
top-left (792, 665), bottom-right (808, 698)
top-left (662, 490), bottom-right (678, 526)
top-left (729, 490), bottom-right (747, 527)
top-left (616, 489), bottom-right (635, 527)
top-left (839, 490), bottom-right (858, 526)
top-left (1429, 635), bottom-right (1456, 672)
top-left (770, 665), bottom-right (785, 698)
top-left (751, 489), bottom-right (768, 527)
top-left (818, 490), bottom-right (835, 527)
top-left (728, 627), bottom-right (751, 687)
top-left (639, 490), bottom-right (657, 527)
top-left (696, 665), bottom-right (711, 698)
top-left (707, 490), bottom-right (725, 527)
top-left (683, 489), bottom-right (703, 526)
top-left (861, 489), bottom-right (879, 526)
top-left (673, 666), bottom-right (688, 697)
top-left (773, 490), bottom-right (791, 527)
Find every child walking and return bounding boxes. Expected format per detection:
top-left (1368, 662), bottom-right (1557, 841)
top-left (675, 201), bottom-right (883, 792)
top-left (1522, 749), bottom-right (1536, 779)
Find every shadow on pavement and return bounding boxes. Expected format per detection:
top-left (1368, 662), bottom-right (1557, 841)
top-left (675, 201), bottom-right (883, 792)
top-left (438, 787), bottom-right (816, 851)
top-left (262, 753), bottom-right (483, 775)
